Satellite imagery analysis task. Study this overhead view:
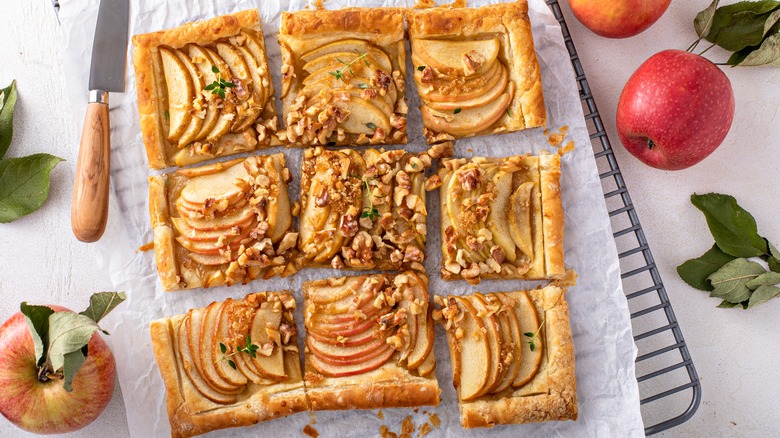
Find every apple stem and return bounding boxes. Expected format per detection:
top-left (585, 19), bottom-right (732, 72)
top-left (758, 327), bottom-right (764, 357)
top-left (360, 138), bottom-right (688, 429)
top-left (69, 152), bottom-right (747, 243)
top-left (647, 139), bottom-right (656, 150)
top-left (686, 38), bottom-right (701, 53)
top-left (699, 43), bottom-right (717, 56)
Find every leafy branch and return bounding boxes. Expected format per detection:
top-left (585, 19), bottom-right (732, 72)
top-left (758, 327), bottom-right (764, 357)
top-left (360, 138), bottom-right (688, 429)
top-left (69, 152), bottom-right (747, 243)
top-left (217, 335), bottom-right (260, 370)
top-left (204, 66), bottom-right (236, 99)
top-left (329, 52), bottom-right (370, 82)
top-left (357, 175), bottom-right (379, 220)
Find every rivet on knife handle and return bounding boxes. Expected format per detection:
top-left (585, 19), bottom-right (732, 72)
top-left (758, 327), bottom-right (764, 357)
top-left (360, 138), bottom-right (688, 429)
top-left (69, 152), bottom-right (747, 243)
top-left (71, 90), bottom-right (110, 242)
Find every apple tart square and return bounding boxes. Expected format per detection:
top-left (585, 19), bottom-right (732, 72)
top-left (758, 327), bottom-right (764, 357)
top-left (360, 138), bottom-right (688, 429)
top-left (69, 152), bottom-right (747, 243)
top-left (278, 8), bottom-right (408, 146)
top-left (297, 146), bottom-right (449, 272)
top-left (302, 272), bottom-right (440, 411)
top-left (148, 154), bottom-right (300, 291)
top-left (436, 286), bottom-right (577, 428)
top-left (149, 292), bottom-right (308, 438)
top-left (438, 153), bottom-right (565, 284)
top-left (132, 9), bottom-right (281, 169)
top-left (407, 1), bottom-right (546, 143)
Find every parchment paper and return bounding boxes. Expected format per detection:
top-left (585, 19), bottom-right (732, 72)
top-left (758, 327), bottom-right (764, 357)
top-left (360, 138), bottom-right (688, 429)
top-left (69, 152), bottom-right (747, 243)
top-left (58, 0), bottom-right (644, 436)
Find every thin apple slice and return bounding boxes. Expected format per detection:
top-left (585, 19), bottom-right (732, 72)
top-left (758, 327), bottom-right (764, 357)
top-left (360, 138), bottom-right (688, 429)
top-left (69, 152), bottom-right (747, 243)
top-left (176, 317), bottom-right (237, 404)
top-left (315, 300), bottom-right (382, 325)
top-left (248, 307), bottom-right (286, 380)
top-left (215, 42), bottom-right (253, 132)
top-left (509, 182), bottom-right (535, 260)
top-left (405, 272), bottom-right (433, 369)
top-left (178, 207), bottom-right (256, 232)
top-left (172, 216), bottom-right (255, 242)
top-left (180, 160), bottom-right (249, 205)
top-left (200, 302), bottom-right (244, 393)
top-left (172, 49), bottom-right (206, 147)
top-left (511, 291), bottom-right (543, 388)
top-left (160, 47), bottom-right (194, 143)
top-left (213, 300), bottom-right (249, 386)
top-left (415, 60), bottom-right (501, 103)
top-left (479, 293), bottom-right (512, 394)
top-left (332, 97), bottom-right (392, 135)
top-left (422, 83), bottom-right (514, 136)
top-left (308, 344), bottom-right (394, 378)
top-left (299, 178), bottom-right (331, 254)
top-left (232, 44), bottom-right (264, 132)
top-left (185, 310), bottom-right (206, 386)
top-left (415, 341), bottom-right (436, 377)
top-left (301, 39), bottom-right (392, 72)
top-left (486, 170), bottom-right (517, 263)
top-left (307, 277), bottom-right (365, 305)
top-left (302, 50), bottom-right (392, 76)
top-left (301, 74), bottom-right (396, 110)
top-left (202, 46), bottom-right (236, 142)
top-left (309, 311), bottom-right (383, 339)
top-left (319, 88), bottom-right (393, 117)
top-left (412, 37), bottom-right (500, 76)
top-left (188, 252), bottom-right (231, 266)
top-left (268, 155), bottom-right (292, 242)
top-left (186, 45), bottom-right (221, 142)
top-left (468, 294), bottom-right (501, 397)
top-left (426, 65), bottom-right (508, 111)
top-left (241, 31), bottom-right (272, 105)
top-left (307, 325), bottom-right (378, 347)
top-left (453, 297), bottom-right (490, 401)
top-left (492, 293), bottom-right (522, 394)
top-left (176, 198), bottom-right (250, 221)
top-left (176, 236), bottom-right (251, 257)
top-left (307, 335), bottom-right (390, 365)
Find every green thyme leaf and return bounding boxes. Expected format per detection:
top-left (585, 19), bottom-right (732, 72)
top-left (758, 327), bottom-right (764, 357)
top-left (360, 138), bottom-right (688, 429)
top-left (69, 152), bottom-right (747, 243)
top-left (357, 83), bottom-right (369, 89)
top-left (523, 332), bottom-right (534, 337)
top-left (417, 65), bottom-right (426, 71)
top-left (677, 244), bottom-right (736, 291)
top-left (747, 285), bottom-right (780, 308)
top-left (707, 258), bottom-right (766, 303)
top-left (212, 66), bottom-right (220, 73)
top-left (0, 153), bottom-right (64, 223)
top-left (690, 193), bottom-right (768, 257)
top-left (222, 81), bottom-right (236, 88)
top-left (453, 108), bottom-right (461, 114)
top-left (204, 83), bottom-right (217, 91)
top-left (228, 359), bottom-right (236, 370)
top-left (164, 110), bottom-right (170, 120)
top-left (365, 122), bottom-right (377, 130)
top-left (529, 342), bottom-right (535, 352)
top-left (80, 292), bottom-right (126, 325)
top-left (506, 109), bottom-right (512, 117)
top-left (219, 343), bottom-right (227, 354)
top-left (0, 80), bottom-right (18, 159)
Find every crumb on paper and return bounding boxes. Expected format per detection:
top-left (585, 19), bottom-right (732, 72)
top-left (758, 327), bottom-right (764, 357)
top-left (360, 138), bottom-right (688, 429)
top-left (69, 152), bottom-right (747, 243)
top-left (414, 0), bottom-right (435, 8)
top-left (380, 424), bottom-right (397, 438)
top-left (548, 132), bottom-right (566, 147)
top-left (560, 125), bottom-right (569, 134)
top-left (418, 422), bottom-right (432, 437)
top-left (558, 140), bottom-right (575, 156)
top-left (413, 408), bottom-right (419, 414)
top-left (467, 148), bottom-right (473, 153)
top-left (377, 410), bottom-right (384, 420)
top-left (303, 424), bottom-right (319, 437)
top-left (429, 413), bottom-right (441, 428)
top-left (401, 416), bottom-right (414, 436)
top-left (138, 241), bottom-right (154, 252)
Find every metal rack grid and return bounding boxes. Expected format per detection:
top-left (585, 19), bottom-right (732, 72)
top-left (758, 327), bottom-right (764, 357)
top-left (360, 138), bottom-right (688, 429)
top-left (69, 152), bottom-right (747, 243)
top-left (545, 1), bottom-right (702, 435)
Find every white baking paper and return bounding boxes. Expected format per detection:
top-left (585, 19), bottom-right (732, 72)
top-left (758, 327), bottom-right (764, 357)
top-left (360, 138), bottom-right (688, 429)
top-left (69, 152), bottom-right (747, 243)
top-left (58, 0), bottom-right (644, 436)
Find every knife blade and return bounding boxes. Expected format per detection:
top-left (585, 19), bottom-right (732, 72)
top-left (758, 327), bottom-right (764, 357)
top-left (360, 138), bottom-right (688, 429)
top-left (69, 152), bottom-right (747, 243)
top-left (71, 0), bottom-right (129, 243)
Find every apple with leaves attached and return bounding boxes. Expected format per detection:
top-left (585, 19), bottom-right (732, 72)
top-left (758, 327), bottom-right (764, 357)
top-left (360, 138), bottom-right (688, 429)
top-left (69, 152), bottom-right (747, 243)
top-left (568, 0), bottom-right (671, 38)
top-left (616, 50), bottom-right (735, 171)
top-left (0, 292), bottom-right (125, 434)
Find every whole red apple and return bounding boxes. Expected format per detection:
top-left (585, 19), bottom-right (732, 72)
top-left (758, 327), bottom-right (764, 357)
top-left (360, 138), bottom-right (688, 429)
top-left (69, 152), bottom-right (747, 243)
top-left (569, 0), bottom-right (671, 38)
top-left (0, 306), bottom-right (116, 434)
top-left (616, 50), bottom-right (735, 171)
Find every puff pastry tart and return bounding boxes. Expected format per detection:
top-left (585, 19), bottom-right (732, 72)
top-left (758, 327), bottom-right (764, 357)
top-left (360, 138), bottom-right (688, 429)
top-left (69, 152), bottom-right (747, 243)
top-left (278, 8), bottom-right (408, 146)
top-left (303, 272), bottom-right (440, 410)
top-left (298, 145), bottom-right (448, 271)
top-left (407, 2), bottom-right (546, 143)
top-left (438, 153), bottom-right (564, 284)
top-left (148, 154), bottom-right (299, 291)
top-left (150, 292), bottom-right (308, 438)
top-left (133, 10), bottom-right (280, 169)
top-left (436, 286), bottom-right (577, 428)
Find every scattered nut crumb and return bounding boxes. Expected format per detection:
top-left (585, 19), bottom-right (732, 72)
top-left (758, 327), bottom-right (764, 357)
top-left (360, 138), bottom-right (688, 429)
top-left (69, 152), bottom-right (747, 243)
top-left (138, 241), bottom-right (154, 252)
top-left (377, 410), bottom-right (384, 420)
top-left (303, 424), bottom-right (319, 437)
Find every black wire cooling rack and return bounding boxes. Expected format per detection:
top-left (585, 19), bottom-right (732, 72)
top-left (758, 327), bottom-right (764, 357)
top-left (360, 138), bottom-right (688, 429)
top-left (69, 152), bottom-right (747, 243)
top-left (544, 1), bottom-right (701, 435)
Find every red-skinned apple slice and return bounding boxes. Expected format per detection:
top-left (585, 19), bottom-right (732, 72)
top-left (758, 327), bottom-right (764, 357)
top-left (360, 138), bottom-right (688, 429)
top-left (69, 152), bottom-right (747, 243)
top-left (212, 300), bottom-right (249, 386)
top-left (415, 60), bottom-right (501, 102)
top-left (454, 297), bottom-right (490, 401)
top-left (468, 294), bottom-right (501, 397)
top-left (177, 207), bottom-right (256, 232)
top-left (425, 66), bottom-right (508, 111)
top-left (422, 83), bottom-right (514, 136)
top-left (307, 325), bottom-right (378, 347)
top-left (308, 310), bottom-right (384, 339)
top-left (307, 335), bottom-right (389, 365)
top-left (248, 308), bottom-right (286, 380)
top-left (511, 291), bottom-right (543, 388)
top-left (308, 344), bottom-right (394, 378)
top-left (200, 302), bottom-right (244, 393)
top-left (176, 317), bottom-right (237, 404)
top-left (491, 293), bottom-right (522, 394)
top-left (176, 235), bottom-right (252, 256)
top-left (172, 217), bottom-right (256, 242)
top-left (307, 277), bottom-right (366, 305)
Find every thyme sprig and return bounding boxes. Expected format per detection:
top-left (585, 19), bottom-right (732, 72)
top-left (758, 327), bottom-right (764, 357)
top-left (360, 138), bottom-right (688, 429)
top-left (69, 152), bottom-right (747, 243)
top-left (352, 174), bottom-right (379, 220)
top-left (205, 66), bottom-right (236, 99)
top-left (522, 291), bottom-right (564, 352)
top-left (329, 52), bottom-right (370, 82)
top-left (217, 335), bottom-right (260, 370)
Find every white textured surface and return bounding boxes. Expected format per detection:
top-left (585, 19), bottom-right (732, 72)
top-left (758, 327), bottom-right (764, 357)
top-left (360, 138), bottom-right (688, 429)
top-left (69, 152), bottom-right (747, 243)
top-left (0, 1), bottom-right (778, 438)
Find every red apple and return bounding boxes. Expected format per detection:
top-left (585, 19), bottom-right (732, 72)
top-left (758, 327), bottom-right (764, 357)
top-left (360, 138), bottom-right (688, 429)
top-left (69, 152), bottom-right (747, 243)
top-left (616, 50), bottom-right (735, 171)
top-left (0, 306), bottom-right (116, 434)
top-left (569, 0), bottom-right (671, 38)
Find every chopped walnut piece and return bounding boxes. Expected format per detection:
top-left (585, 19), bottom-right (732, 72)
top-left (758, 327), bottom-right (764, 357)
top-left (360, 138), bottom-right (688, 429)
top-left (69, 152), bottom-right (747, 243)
top-left (459, 168), bottom-right (480, 191)
top-left (424, 174), bottom-right (442, 191)
top-left (279, 323), bottom-right (296, 344)
top-left (490, 245), bottom-right (506, 264)
top-left (420, 66), bottom-right (435, 83)
top-left (276, 232), bottom-right (298, 254)
top-left (461, 263), bottom-right (481, 279)
top-left (403, 245), bottom-right (424, 263)
top-left (426, 142), bottom-right (454, 159)
top-left (330, 254), bottom-right (345, 269)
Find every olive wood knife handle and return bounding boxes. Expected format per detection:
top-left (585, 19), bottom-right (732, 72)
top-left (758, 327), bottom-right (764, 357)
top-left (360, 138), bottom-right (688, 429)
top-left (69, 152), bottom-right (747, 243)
top-left (71, 90), bottom-right (110, 243)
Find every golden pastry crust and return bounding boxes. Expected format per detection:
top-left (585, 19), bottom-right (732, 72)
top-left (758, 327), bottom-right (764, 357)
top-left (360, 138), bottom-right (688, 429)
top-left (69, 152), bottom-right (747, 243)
top-left (438, 153), bottom-right (565, 284)
top-left (407, 1), bottom-right (546, 143)
top-left (438, 286), bottom-right (577, 428)
top-left (302, 272), bottom-right (440, 411)
top-left (132, 9), bottom-right (280, 169)
top-left (150, 292), bottom-right (308, 438)
top-left (278, 8), bottom-right (407, 146)
top-left (148, 154), bottom-right (300, 291)
top-left (298, 146), bottom-right (445, 272)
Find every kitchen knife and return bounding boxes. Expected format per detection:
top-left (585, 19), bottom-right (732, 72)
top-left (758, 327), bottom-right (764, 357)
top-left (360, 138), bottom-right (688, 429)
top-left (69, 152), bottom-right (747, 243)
top-left (71, 0), bottom-right (128, 242)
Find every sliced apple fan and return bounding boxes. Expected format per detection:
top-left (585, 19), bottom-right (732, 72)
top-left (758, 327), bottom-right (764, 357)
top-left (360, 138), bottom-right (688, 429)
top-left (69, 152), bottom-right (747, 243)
top-left (148, 154), bottom-right (297, 291)
top-left (437, 286), bottom-right (577, 428)
top-left (133, 9), bottom-right (280, 169)
top-left (439, 153), bottom-right (565, 284)
top-left (407, 2), bottom-right (546, 143)
top-left (279, 8), bottom-right (407, 146)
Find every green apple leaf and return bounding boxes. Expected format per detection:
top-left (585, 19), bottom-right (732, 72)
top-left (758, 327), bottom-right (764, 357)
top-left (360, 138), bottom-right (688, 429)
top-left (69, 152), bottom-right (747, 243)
top-left (712, 9), bottom-right (780, 51)
top-left (677, 244), bottom-right (736, 291)
top-left (734, 32), bottom-right (780, 66)
top-left (0, 80), bottom-right (18, 159)
top-left (62, 350), bottom-right (86, 392)
top-left (745, 271), bottom-right (780, 289)
top-left (80, 291), bottom-right (126, 326)
top-left (691, 193), bottom-right (769, 258)
top-left (46, 312), bottom-right (100, 372)
top-left (707, 0), bottom-right (780, 42)
top-left (19, 303), bottom-right (54, 367)
top-left (695, 1), bottom-right (721, 38)
top-left (747, 285), bottom-right (780, 308)
top-left (708, 258), bottom-right (766, 303)
top-left (0, 153), bottom-right (63, 223)
top-left (717, 300), bottom-right (747, 309)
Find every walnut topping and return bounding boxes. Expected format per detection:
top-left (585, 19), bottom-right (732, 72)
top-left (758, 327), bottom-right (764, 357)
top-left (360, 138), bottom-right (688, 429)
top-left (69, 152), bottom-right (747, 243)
top-left (403, 245), bottom-right (424, 264)
top-left (372, 70), bottom-right (392, 94)
top-left (420, 66), bottom-right (435, 83)
top-left (279, 323), bottom-right (295, 344)
top-left (490, 245), bottom-right (506, 264)
top-left (459, 168), bottom-right (481, 191)
top-left (314, 186), bottom-right (331, 207)
top-left (461, 263), bottom-right (481, 280)
top-left (464, 50), bottom-right (486, 74)
top-left (424, 174), bottom-right (442, 191)
top-left (339, 211), bottom-right (359, 238)
top-left (330, 254), bottom-right (345, 269)
top-left (426, 142), bottom-right (454, 159)
top-left (258, 342), bottom-right (275, 357)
